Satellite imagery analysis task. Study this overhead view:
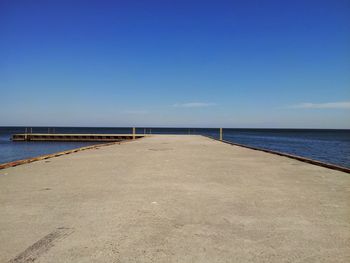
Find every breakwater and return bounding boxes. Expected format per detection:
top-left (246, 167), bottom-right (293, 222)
top-left (1, 127), bottom-right (349, 168)
top-left (1, 135), bottom-right (349, 262)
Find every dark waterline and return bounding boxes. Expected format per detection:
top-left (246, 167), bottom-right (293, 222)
top-left (1, 127), bottom-right (349, 169)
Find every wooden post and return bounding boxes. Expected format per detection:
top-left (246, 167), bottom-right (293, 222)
top-left (220, 128), bottom-right (223, 141)
top-left (133, 127), bottom-right (136, 140)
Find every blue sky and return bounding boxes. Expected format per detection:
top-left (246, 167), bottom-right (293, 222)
top-left (1, 0), bottom-right (349, 128)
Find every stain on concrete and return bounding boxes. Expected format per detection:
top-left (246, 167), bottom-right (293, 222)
top-left (7, 227), bottom-right (74, 263)
top-left (39, 188), bottom-right (51, 191)
top-left (148, 148), bottom-right (173, 151)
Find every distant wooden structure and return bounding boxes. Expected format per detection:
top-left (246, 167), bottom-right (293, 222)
top-left (12, 134), bottom-right (144, 142)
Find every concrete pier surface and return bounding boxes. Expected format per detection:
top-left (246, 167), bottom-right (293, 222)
top-left (0, 135), bottom-right (349, 262)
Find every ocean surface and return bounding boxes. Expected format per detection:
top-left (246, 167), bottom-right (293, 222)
top-left (1, 127), bottom-right (349, 168)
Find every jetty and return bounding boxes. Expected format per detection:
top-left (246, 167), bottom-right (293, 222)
top-left (0, 135), bottom-right (349, 262)
top-left (12, 133), bottom-right (144, 142)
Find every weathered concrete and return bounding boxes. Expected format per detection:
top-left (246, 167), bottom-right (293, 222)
top-left (0, 135), bottom-right (349, 262)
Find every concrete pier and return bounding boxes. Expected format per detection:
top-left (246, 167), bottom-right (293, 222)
top-left (0, 135), bottom-right (349, 262)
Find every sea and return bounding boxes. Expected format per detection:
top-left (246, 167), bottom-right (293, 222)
top-left (1, 127), bottom-right (349, 169)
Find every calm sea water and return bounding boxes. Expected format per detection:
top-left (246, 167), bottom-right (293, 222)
top-left (1, 127), bottom-right (349, 168)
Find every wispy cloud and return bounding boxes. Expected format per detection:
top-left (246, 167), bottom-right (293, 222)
top-left (173, 102), bottom-right (216, 108)
top-left (291, 101), bottom-right (350, 109)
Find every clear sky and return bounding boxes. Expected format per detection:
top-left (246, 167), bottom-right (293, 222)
top-left (1, 0), bottom-right (349, 128)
